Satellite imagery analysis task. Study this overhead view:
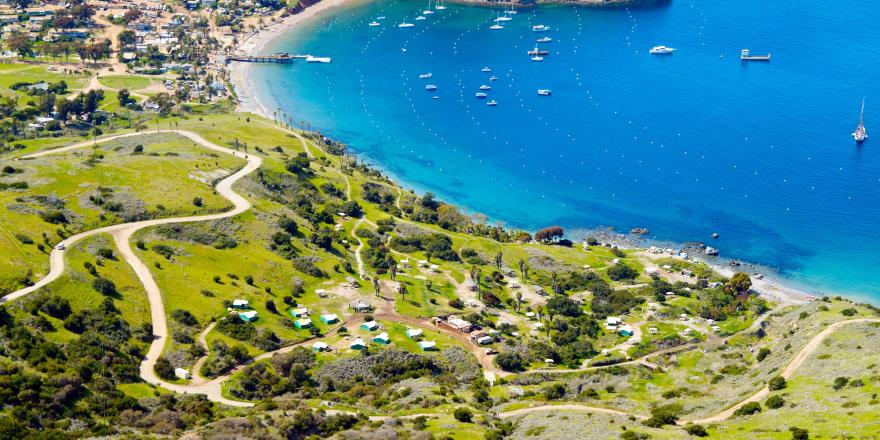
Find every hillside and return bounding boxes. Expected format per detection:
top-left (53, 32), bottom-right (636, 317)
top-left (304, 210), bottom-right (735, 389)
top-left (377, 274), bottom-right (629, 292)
top-left (0, 66), bottom-right (879, 440)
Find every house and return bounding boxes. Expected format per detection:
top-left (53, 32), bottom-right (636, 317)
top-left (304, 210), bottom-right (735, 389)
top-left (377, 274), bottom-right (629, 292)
top-left (406, 328), bottom-right (423, 339)
top-left (294, 318), bottom-right (312, 329)
top-left (361, 320), bottom-right (379, 331)
top-left (618, 325), bottom-right (634, 337)
top-left (350, 338), bottom-right (366, 350)
top-left (312, 341), bottom-right (328, 352)
top-left (320, 313), bottom-right (338, 324)
top-left (239, 311), bottom-right (258, 322)
top-left (174, 368), bottom-right (191, 380)
top-left (290, 307), bottom-right (309, 318)
top-left (606, 316), bottom-right (622, 327)
top-left (418, 340), bottom-right (437, 351)
top-left (372, 332), bottom-right (391, 345)
top-left (232, 299), bottom-right (249, 309)
top-left (445, 316), bottom-right (473, 333)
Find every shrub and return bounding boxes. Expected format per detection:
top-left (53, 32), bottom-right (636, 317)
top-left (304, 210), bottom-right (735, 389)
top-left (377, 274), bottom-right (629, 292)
top-left (14, 234), bottom-right (33, 244)
top-left (768, 376), bottom-right (787, 391)
top-left (155, 357), bottom-right (176, 380)
top-left (620, 432), bottom-right (651, 440)
top-left (542, 383), bottom-right (566, 400)
top-left (40, 295), bottom-right (71, 319)
top-left (765, 395), bottom-right (785, 409)
top-left (453, 407), bottom-right (472, 423)
top-left (684, 424), bottom-right (708, 437)
top-left (733, 402), bottom-right (761, 417)
top-left (39, 210), bottom-right (68, 224)
top-left (841, 308), bottom-right (857, 317)
top-left (171, 309), bottom-right (198, 326)
top-left (494, 352), bottom-right (524, 372)
top-left (92, 277), bottom-right (117, 296)
top-left (97, 247), bottom-right (115, 260)
top-left (642, 403), bottom-right (681, 427)
top-left (607, 262), bottom-right (638, 281)
top-left (756, 347), bottom-right (771, 362)
top-left (789, 427), bottom-right (809, 440)
top-left (192, 197), bottom-right (203, 207)
top-left (833, 377), bottom-right (849, 390)
top-left (152, 244), bottom-right (174, 259)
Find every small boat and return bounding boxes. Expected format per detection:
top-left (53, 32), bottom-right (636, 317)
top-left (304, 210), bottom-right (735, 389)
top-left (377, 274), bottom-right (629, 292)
top-left (853, 98), bottom-right (868, 143)
top-left (306, 56), bottom-right (332, 63)
top-left (419, 73), bottom-right (433, 79)
top-left (649, 45), bottom-right (676, 55)
top-left (528, 46), bottom-right (549, 56)
top-left (369, 21), bottom-right (380, 27)
top-left (479, 84), bottom-right (491, 90)
top-left (489, 76), bottom-right (498, 81)
top-left (423, 1), bottom-right (434, 14)
top-left (435, 0), bottom-right (447, 9)
top-left (377, 16), bottom-right (386, 20)
top-left (399, 22), bottom-right (415, 28)
top-left (475, 92), bottom-right (488, 98)
top-left (432, 96), bottom-right (439, 100)
top-left (712, 232), bottom-right (720, 239)
top-left (481, 67), bottom-right (491, 72)
top-left (495, 15), bottom-right (511, 22)
top-left (416, 15), bottom-right (427, 20)
top-left (490, 24), bottom-right (504, 30)
top-left (531, 56), bottom-right (544, 62)
top-left (740, 48), bottom-right (771, 61)
top-left (537, 37), bottom-right (552, 43)
top-left (425, 84), bottom-right (438, 91)
top-left (487, 100), bottom-right (498, 106)
top-left (537, 89), bottom-right (551, 96)
top-left (532, 25), bottom-right (550, 32)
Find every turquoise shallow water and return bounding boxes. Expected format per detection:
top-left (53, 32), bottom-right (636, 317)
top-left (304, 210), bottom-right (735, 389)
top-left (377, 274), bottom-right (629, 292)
top-left (250, 0), bottom-right (880, 300)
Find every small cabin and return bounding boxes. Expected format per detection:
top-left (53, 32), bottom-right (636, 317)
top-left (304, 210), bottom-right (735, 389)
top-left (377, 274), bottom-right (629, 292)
top-left (618, 325), bottom-right (634, 337)
top-left (418, 340), bottom-right (437, 351)
top-left (320, 313), bottom-right (338, 324)
top-left (174, 368), bottom-right (191, 380)
top-left (290, 307), bottom-right (309, 318)
top-left (350, 338), bottom-right (366, 350)
top-left (232, 299), bottom-right (249, 309)
top-left (312, 341), bottom-right (329, 352)
top-left (406, 328), bottom-right (423, 339)
top-left (361, 320), bottom-right (379, 331)
top-left (294, 318), bottom-right (312, 329)
top-left (372, 332), bottom-right (391, 345)
top-left (238, 310), bottom-right (258, 322)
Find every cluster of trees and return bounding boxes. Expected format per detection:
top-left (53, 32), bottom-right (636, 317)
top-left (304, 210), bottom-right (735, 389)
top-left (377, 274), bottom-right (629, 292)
top-left (389, 232), bottom-right (458, 262)
top-left (231, 347), bottom-right (316, 400)
top-left (216, 314), bottom-right (281, 351)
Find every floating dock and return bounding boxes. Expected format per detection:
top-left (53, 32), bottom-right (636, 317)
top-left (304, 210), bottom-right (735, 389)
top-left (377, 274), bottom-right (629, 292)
top-left (740, 49), bottom-right (771, 61)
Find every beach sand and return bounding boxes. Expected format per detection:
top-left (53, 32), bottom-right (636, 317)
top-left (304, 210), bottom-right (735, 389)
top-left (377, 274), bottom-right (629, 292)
top-left (228, 0), bottom-right (361, 118)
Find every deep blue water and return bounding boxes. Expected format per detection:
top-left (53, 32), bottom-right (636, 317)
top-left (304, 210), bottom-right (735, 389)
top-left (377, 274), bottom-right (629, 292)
top-left (250, 0), bottom-right (880, 300)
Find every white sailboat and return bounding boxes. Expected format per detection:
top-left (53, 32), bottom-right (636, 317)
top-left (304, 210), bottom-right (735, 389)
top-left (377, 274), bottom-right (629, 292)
top-left (853, 98), bottom-right (868, 143)
top-left (435, 0), bottom-right (447, 10)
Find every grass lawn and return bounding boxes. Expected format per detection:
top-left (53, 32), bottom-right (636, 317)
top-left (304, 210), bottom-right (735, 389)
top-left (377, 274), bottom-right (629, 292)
top-left (98, 74), bottom-right (155, 91)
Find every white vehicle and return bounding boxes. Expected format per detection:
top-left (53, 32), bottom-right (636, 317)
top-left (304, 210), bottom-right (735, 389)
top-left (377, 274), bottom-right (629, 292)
top-left (56, 243), bottom-right (66, 250)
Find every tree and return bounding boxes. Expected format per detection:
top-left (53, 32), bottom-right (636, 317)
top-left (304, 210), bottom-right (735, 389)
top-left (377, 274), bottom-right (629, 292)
top-left (684, 424), bottom-right (708, 437)
top-left (155, 357), bottom-right (176, 380)
top-left (494, 251), bottom-right (503, 269)
top-left (765, 395), bottom-right (784, 409)
top-left (92, 277), bottom-right (117, 295)
top-left (789, 427), bottom-right (809, 440)
top-left (518, 258), bottom-right (527, 280)
top-left (117, 88), bottom-right (134, 107)
top-left (117, 29), bottom-right (136, 47)
top-left (494, 352), bottom-right (523, 371)
top-left (470, 266), bottom-right (482, 300)
top-left (278, 216), bottom-right (299, 234)
top-left (726, 272), bottom-right (752, 296)
top-left (607, 262), bottom-right (638, 281)
top-left (266, 300), bottom-right (277, 314)
top-left (453, 407), bottom-right (472, 423)
top-left (768, 376), bottom-right (787, 391)
top-left (192, 197), bottom-right (203, 207)
top-left (7, 32), bottom-right (32, 59)
top-left (535, 226), bottom-right (564, 243)
top-left (732, 402), bottom-right (761, 417)
top-left (398, 283), bottom-right (408, 302)
top-left (642, 403), bottom-right (682, 427)
top-left (372, 277), bottom-right (380, 297)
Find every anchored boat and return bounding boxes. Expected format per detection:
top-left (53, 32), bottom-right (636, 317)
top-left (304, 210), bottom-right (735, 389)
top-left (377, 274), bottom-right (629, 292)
top-left (740, 48), bottom-right (771, 61)
top-left (853, 98), bottom-right (868, 143)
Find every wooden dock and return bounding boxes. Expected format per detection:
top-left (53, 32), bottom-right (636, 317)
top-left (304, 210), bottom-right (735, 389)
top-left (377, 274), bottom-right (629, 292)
top-left (225, 52), bottom-right (309, 63)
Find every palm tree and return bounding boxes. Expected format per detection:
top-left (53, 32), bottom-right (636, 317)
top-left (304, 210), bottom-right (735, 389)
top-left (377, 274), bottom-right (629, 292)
top-left (398, 283), bottom-right (408, 302)
top-left (515, 292), bottom-right (523, 312)
top-left (470, 266), bottom-right (482, 300)
top-left (495, 251), bottom-right (503, 270)
top-left (372, 277), bottom-right (380, 297)
top-left (551, 271), bottom-right (562, 296)
top-left (518, 258), bottom-right (526, 280)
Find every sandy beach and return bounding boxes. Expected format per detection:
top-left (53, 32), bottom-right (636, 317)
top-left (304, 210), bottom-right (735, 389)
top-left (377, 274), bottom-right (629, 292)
top-left (228, 0), bottom-right (361, 118)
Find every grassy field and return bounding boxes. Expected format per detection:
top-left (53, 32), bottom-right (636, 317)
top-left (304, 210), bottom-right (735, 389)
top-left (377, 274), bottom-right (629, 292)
top-left (0, 132), bottom-right (245, 295)
top-left (97, 74), bottom-right (155, 91)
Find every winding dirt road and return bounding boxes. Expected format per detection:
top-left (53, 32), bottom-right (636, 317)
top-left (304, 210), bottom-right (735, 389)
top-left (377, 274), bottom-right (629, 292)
top-left (4, 130), bottom-right (878, 423)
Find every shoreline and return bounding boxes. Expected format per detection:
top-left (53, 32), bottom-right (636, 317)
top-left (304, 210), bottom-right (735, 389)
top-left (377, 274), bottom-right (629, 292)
top-left (227, 0), bottom-right (836, 307)
top-left (229, 0), bottom-right (362, 119)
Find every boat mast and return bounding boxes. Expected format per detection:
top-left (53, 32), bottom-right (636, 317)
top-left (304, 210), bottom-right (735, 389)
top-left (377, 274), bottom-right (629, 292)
top-left (860, 98), bottom-right (865, 128)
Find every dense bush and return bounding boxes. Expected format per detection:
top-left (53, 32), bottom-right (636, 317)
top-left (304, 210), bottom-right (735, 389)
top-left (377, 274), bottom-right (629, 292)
top-left (171, 309), bottom-right (198, 326)
top-left (765, 395), bottom-right (785, 409)
top-left (733, 402), bottom-right (761, 417)
top-left (607, 262), bottom-right (638, 281)
top-left (494, 352), bottom-right (524, 372)
top-left (768, 376), bottom-right (787, 391)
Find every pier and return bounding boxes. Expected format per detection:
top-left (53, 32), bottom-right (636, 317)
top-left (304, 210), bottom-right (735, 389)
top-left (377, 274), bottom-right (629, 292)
top-left (224, 52), bottom-right (312, 64)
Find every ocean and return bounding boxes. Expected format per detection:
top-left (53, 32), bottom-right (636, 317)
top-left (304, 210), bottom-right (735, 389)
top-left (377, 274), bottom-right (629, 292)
top-left (249, 0), bottom-right (880, 300)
